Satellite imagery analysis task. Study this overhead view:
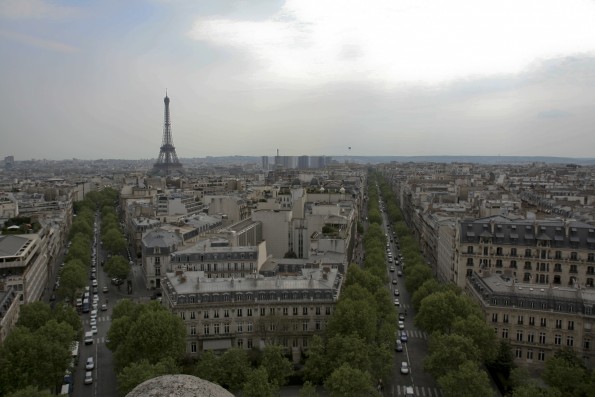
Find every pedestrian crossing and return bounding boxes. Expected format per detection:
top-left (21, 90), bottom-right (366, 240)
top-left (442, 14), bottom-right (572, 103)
top-left (95, 336), bottom-right (109, 344)
top-left (85, 315), bottom-right (111, 324)
top-left (394, 385), bottom-right (443, 396)
top-left (402, 330), bottom-right (428, 340)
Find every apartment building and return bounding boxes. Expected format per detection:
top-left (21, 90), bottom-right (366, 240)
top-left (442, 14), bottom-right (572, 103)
top-left (0, 234), bottom-right (47, 303)
top-left (455, 216), bottom-right (595, 289)
top-left (0, 286), bottom-right (20, 344)
top-left (467, 272), bottom-right (594, 369)
top-left (161, 266), bottom-right (342, 361)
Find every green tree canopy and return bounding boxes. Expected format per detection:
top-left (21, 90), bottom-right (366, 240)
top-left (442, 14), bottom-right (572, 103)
top-left (415, 290), bottom-right (481, 334)
top-left (105, 255), bottom-right (131, 281)
top-left (303, 335), bottom-right (329, 385)
top-left (324, 364), bottom-right (377, 397)
top-left (117, 357), bottom-right (180, 397)
top-left (242, 367), bottom-right (278, 397)
top-left (5, 386), bottom-right (55, 397)
top-left (193, 350), bottom-right (221, 384)
top-left (259, 345), bottom-right (293, 388)
top-left (217, 348), bottom-right (251, 392)
top-left (16, 301), bottom-right (52, 331)
top-left (437, 361), bottom-right (492, 397)
top-left (424, 333), bottom-right (481, 378)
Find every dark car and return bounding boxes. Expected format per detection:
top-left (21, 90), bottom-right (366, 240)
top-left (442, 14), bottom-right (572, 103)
top-left (399, 312), bottom-right (406, 321)
top-left (400, 330), bottom-right (408, 342)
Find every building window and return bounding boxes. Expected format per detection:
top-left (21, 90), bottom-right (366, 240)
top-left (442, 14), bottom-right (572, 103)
top-left (283, 307), bottom-right (289, 315)
top-left (511, 248), bottom-right (517, 257)
top-left (467, 246), bottom-right (474, 254)
top-left (260, 308), bottom-right (266, 316)
top-left (555, 334), bottom-right (561, 345)
top-left (571, 252), bottom-right (578, 260)
top-left (191, 342), bottom-right (197, 353)
top-left (515, 348), bottom-right (522, 358)
top-left (247, 322), bottom-right (253, 332)
top-left (238, 339), bottom-right (244, 349)
top-left (467, 258), bottom-right (474, 266)
top-left (237, 322), bottom-right (243, 333)
top-left (540, 318), bottom-right (547, 327)
top-left (503, 314), bottom-right (509, 323)
top-left (315, 320), bottom-right (321, 330)
top-left (246, 308), bottom-right (252, 317)
top-left (553, 275), bottom-right (561, 285)
top-left (556, 319), bottom-right (562, 329)
top-left (502, 328), bottom-right (509, 339)
top-left (293, 307), bottom-right (298, 315)
top-left (203, 324), bottom-right (209, 335)
top-left (539, 332), bottom-right (546, 344)
top-left (190, 325), bottom-right (196, 335)
top-left (538, 350), bottom-right (545, 361)
top-left (203, 311), bottom-right (209, 319)
top-left (554, 263), bottom-right (562, 272)
top-left (529, 316), bottom-right (535, 326)
top-left (237, 309), bottom-right (243, 317)
top-left (527, 333), bottom-right (534, 343)
top-left (224, 309), bottom-right (229, 318)
top-left (567, 336), bottom-right (574, 347)
top-left (524, 262), bottom-right (532, 270)
top-left (270, 308), bottom-right (275, 315)
top-left (247, 339), bottom-right (253, 349)
top-left (224, 323), bottom-right (229, 334)
top-left (516, 330), bottom-right (523, 342)
top-left (303, 321), bottom-right (309, 331)
top-left (527, 349), bottom-right (533, 360)
top-left (316, 307), bottom-right (321, 315)
top-left (517, 316), bottom-right (524, 325)
top-left (303, 307), bottom-right (308, 315)
top-left (584, 338), bottom-right (591, 350)
top-left (190, 311), bottom-right (196, 320)
top-left (570, 265), bottom-right (578, 273)
top-left (568, 321), bottom-right (574, 330)
top-left (492, 313), bottom-right (498, 323)
top-left (555, 251), bottom-right (562, 259)
top-left (180, 312), bottom-right (186, 320)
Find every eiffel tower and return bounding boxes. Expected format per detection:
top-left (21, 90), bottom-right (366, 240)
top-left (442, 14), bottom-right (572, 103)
top-left (151, 92), bottom-right (183, 176)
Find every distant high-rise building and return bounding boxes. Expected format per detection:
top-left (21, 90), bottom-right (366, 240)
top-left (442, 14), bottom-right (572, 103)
top-left (4, 156), bottom-right (14, 170)
top-left (298, 155), bottom-right (309, 169)
top-left (151, 93), bottom-right (183, 176)
top-left (261, 156), bottom-right (269, 171)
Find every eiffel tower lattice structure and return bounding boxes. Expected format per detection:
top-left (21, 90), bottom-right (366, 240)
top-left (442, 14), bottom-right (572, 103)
top-left (151, 93), bottom-right (183, 176)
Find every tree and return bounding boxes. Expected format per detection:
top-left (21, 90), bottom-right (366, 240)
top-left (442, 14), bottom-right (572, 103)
top-left (324, 364), bottom-right (377, 397)
top-left (37, 319), bottom-right (76, 352)
top-left (424, 333), bottom-right (481, 378)
top-left (511, 384), bottom-right (563, 397)
top-left (113, 308), bottom-right (186, 371)
top-left (299, 381), bottom-right (320, 397)
top-left (52, 303), bottom-right (83, 340)
top-left (117, 357), bottom-right (180, 397)
top-left (326, 297), bottom-right (377, 344)
top-left (415, 290), bottom-right (481, 334)
top-left (260, 345), bottom-right (293, 388)
top-left (543, 348), bottom-right (589, 397)
top-left (242, 367), bottom-right (278, 397)
top-left (304, 335), bottom-right (329, 385)
top-left (438, 361), bottom-right (492, 397)
top-left (57, 261), bottom-right (87, 303)
top-left (326, 334), bottom-right (373, 377)
top-left (16, 301), bottom-right (52, 331)
top-left (218, 348), bottom-right (251, 392)
top-left (5, 386), bottom-right (54, 397)
top-left (193, 350), bottom-right (220, 384)
top-left (105, 255), bottom-right (131, 281)
top-left (451, 314), bottom-right (498, 362)
top-left (102, 228), bottom-right (126, 254)
top-left (404, 263), bottom-right (433, 294)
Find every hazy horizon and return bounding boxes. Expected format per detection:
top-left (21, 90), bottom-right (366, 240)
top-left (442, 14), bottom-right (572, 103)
top-left (2, 0), bottom-right (595, 160)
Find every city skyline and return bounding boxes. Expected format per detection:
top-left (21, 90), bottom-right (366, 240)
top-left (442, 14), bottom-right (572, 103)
top-left (2, 0), bottom-right (595, 160)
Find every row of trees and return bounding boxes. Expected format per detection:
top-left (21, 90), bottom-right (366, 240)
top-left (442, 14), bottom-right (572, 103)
top-left (0, 302), bottom-right (82, 396)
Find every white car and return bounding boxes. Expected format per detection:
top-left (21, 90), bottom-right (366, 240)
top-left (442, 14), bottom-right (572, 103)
top-left (85, 356), bottom-right (94, 370)
top-left (400, 361), bottom-right (410, 374)
top-left (394, 299), bottom-right (400, 306)
top-left (91, 325), bottom-right (97, 335)
top-left (84, 371), bottom-right (93, 385)
top-left (398, 320), bottom-right (405, 330)
top-left (90, 310), bottom-right (98, 319)
top-left (90, 319), bottom-right (97, 327)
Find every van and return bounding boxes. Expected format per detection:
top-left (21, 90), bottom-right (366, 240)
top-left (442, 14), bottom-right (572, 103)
top-left (84, 331), bottom-right (93, 345)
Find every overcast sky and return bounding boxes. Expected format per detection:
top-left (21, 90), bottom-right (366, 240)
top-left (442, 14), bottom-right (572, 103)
top-left (2, 0), bottom-right (595, 161)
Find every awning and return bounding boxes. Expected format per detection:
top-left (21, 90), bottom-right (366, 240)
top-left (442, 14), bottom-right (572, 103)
top-left (203, 339), bottom-right (232, 350)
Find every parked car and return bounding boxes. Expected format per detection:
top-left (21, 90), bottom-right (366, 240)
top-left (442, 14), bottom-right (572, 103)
top-left (394, 299), bottom-right (400, 306)
top-left (85, 356), bottom-right (94, 370)
top-left (394, 289), bottom-right (400, 296)
top-left (84, 371), bottom-right (93, 385)
top-left (395, 340), bottom-right (403, 352)
top-left (398, 320), bottom-right (405, 330)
